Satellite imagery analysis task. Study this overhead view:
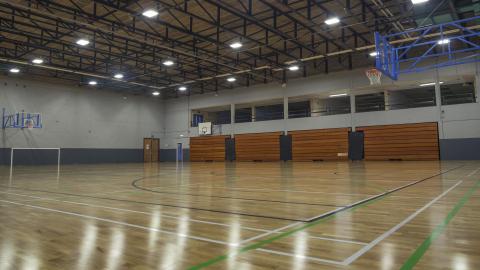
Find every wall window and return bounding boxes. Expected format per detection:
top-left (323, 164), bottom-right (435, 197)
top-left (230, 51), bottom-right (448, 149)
top-left (441, 82), bottom-right (476, 105)
top-left (288, 101), bottom-right (311, 119)
top-left (211, 110), bottom-right (231, 125)
top-left (255, 103), bottom-right (284, 121)
top-left (387, 87), bottom-right (436, 110)
top-left (191, 106), bottom-right (231, 127)
top-left (235, 108), bottom-right (252, 123)
top-left (355, 93), bottom-right (385, 112)
top-left (310, 96), bottom-right (351, 116)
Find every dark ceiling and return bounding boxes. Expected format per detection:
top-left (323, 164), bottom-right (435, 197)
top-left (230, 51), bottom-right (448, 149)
top-left (0, 0), bottom-right (476, 98)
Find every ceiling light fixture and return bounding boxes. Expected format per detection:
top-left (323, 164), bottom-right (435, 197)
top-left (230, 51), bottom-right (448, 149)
top-left (329, 93), bottom-right (348, 97)
top-left (412, 0), bottom-right (429, 4)
top-left (325, 17), bottom-right (340, 25)
top-left (88, 80), bottom-right (97, 85)
top-left (142, 9), bottom-right (159, 18)
top-left (419, 82), bottom-right (443, 87)
top-left (229, 41), bottom-right (243, 49)
top-left (9, 68), bottom-right (20, 73)
top-left (369, 51), bottom-right (378, 57)
top-left (226, 77), bottom-right (236, 82)
top-left (114, 73), bottom-right (124, 79)
top-left (162, 60), bottom-right (175, 66)
top-left (288, 65), bottom-right (299, 71)
top-left (437, 39), bottom-right (450, 45)
top-left (178, 86), bottom-right (187, 91)
top-left (32, 58), bottom-right (44, 64)
top-left (76, 39), bottom-right (90, 46)
top-left (152, 91), bottom-right (160, 96)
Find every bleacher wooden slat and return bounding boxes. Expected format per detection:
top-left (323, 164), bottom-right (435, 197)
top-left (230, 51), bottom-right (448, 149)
top-left (190, 136), bottom-right (228, 161)
top-left (358, 122), bottom-right (439, 161)
top-left (290, 128), bottom-right (350, 161)
top-left (235, 132), bottom-right (281, 161)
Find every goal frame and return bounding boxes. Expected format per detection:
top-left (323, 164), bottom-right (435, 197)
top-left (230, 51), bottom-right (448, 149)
top-left (9, 148), bottom-right (61, 178)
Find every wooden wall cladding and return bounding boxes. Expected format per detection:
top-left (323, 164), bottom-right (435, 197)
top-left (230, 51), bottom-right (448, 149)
top-left (290, 128), bottom-right (350, 161)
top-left (235, 132), bottom-right (281, 161)
top-left (357, 122), bottom-right (439, 161)
top-left (190, 136), bottom-right (228, 161)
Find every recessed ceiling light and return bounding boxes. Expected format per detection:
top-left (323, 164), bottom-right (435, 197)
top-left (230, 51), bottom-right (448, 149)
top-left (419, 82), bottom-right (443, 87)
top-left (9, 68), bottom-right (20, 73)
top-left (178, 86), bottom-right (187, 91)
top-left (142, 9), bottom-right (158, 18)
top-left (114, 73), bottom-right (124, 79)
top-left (288, 65), bottom-right (299, 71)
top-left (162, 60), bottom-right (174, 66)
top-left (437, 39), bottom-right (450, 45)
top-left (325, 17), bottom-right (340, 25)
top-left (32, 58), bottom-right (44, 64)
top-left (329, 93), bottom-right (348, 97)
top-left (412, 0), bottom-right (429, 4)
top-left (88, 80), bottom-right (97, 85)
top-left (76, 39), bottom-right (90, 46)
top-left (229, 42), bottom-right (243, 49)
top-left (226, 77), bottom-right (236, 82)
top-left (369, 51), bottom-right (378, 57)
top-left (152, 91), bottom-right (160, 96)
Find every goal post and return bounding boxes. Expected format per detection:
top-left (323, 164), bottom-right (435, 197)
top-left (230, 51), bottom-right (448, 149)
top-left (9, 148), bottom-right (61, 179)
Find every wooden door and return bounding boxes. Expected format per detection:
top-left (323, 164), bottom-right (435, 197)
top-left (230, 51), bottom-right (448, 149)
top-left (144, 138), bottom-right (152, 162)
top-left (144, 138), bottom-right (160, 162)
top-left (151, 138), bottom-right (159, 162)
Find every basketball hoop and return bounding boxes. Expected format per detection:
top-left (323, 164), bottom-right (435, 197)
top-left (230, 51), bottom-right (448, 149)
top-left (366, 68), bottom-right (382, 85)
top-left (23, 119), bottom-right (34, 129)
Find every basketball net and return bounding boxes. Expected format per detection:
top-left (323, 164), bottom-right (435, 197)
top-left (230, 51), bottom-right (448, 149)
top-left (24, 119), bottom-right (34, 129)
top-left (366, 68), bottom-right (382, 85)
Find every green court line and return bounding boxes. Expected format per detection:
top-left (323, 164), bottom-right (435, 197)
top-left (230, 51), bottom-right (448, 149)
top-left (187, 196), bottom-right (385, 270)
top-left (400, 180), bottom-right (480, 270)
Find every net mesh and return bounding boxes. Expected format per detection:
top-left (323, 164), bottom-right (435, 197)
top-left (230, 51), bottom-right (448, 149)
top-left (366, 68), bottom-right (382, 85)
top-left (24, 119), bottom-right (34, 129)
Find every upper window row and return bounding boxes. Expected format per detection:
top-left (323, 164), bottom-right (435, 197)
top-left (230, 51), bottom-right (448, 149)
top-left (191, 82), bottom-right (476, 126)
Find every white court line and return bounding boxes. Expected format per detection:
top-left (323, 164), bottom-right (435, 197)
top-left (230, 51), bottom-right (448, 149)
top-left (301, 235), bottom-right (367, 245)
top-left (0, 191), bottom-right (269, 233)
top-left (305, 167), bottom-right (463, 221)
top-left (239, 222), bottom-right (302, 244)
top-left (0, 191), bottom-right (369, 246)
top-left (467, 167), bottom-right (480, 177)
top-left (0, 199), bottom-right (233, 246)
top-left (182, 185), bottom-right (375, 197)
top-left (256, 248), bottom-right (344, 266)
top-left (342, 179), bottom-right (464, 265)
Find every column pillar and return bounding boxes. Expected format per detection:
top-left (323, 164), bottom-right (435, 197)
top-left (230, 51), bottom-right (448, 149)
top-left (434, 71), bottom-right (444, 139)
top-left (251, 106), bottom-right (255, 122)
top-left (384, 90), bottom-right (390, 111)
top-left (350, 94), bottom-right (356, 131)
top-left (283, 95), bottom-right (288, 134)
top-left (475, 73), bottom-right (480, 104)
top-left (230, 103), bottom-right (235, 138)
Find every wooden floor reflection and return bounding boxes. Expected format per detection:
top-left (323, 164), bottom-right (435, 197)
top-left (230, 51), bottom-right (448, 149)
top-left (0, 161), bottom-right (479, 269)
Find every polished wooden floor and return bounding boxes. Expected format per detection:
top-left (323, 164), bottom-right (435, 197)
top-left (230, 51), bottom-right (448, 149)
top-left (0, 161), bottom-right (479, 269)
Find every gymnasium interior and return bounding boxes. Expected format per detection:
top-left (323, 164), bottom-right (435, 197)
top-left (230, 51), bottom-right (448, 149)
top-left (0, 0), bottom-right (479, 269)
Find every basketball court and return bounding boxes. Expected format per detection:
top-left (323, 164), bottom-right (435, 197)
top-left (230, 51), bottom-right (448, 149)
top-left (1, 1), bottom-right (480, 270)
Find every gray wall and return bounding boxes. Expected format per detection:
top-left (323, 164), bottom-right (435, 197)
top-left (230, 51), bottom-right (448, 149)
top-left (162, 63), bottom-right (480, 160)
top-left (1, 76), bottom-right (164, 164)
top-left (2, 62), bottom-right (479, 163)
